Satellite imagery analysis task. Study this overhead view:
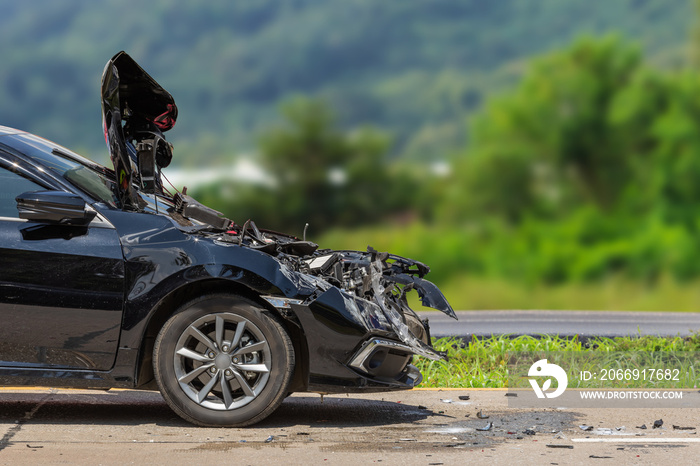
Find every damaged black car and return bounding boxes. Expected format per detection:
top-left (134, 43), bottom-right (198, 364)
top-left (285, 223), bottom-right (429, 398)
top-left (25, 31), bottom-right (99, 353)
top-left (0, 52), bottom-right (456, 427)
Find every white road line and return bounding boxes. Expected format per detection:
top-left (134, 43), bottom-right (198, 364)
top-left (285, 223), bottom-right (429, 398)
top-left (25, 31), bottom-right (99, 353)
top-left (573, 438), bottom-right (700, 443)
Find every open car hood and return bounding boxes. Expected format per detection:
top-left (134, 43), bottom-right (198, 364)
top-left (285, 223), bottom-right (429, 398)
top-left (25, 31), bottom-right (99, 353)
top-left (101, 51), bottom-right (178, 209)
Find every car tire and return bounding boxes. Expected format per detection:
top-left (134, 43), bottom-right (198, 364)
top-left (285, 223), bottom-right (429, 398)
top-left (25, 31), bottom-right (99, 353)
top-left (153, 294), bottom-right (294, 427)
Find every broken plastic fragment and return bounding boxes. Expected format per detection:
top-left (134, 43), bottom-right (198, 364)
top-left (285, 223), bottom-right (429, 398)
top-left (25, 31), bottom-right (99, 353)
top-left (476, 422), bottom-right (493, 432)
top-left (653, 419), bottom-right (663, 429)
top-left (672, 425), bottom-right (696, 430)
top-left (579, 425), bottom-right (593, 431)
top-left (388, 273), bottom-right (456, 318)
top-left (476, 410), bottom-right (489, 419)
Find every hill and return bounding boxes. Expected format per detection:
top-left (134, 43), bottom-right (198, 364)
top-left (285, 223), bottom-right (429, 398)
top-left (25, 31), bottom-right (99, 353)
top-left (0, 0), bottom-right (693, 164)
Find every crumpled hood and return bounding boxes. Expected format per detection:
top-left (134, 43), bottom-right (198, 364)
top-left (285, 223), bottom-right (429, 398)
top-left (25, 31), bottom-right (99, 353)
top-left (208, 224), bottom-right (456, 360)
top-left (184, 223), bottom-right (457, 360)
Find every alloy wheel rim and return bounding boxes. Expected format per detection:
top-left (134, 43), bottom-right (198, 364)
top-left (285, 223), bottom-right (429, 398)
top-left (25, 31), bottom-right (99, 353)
top-left (173, 312), bottom-right (271, 410)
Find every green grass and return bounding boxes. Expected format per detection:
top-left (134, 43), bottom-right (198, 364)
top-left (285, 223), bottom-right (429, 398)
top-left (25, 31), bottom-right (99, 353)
top-left (416, 335), bottom-right (700, 388)
top-left (429, 273), bottom-right (700, 311)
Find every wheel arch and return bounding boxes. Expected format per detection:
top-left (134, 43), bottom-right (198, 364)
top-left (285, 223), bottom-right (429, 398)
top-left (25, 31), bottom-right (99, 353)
top-left (134, 278), bottom-right (309, 392)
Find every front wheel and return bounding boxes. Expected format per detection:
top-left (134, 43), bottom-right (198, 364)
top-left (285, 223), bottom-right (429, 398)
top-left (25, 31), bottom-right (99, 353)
top-left (153, 294), bottom-right (294, 427)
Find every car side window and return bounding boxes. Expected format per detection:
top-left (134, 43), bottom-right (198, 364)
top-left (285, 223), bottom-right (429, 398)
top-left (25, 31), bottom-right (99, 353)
top-left (0, 165), bottom-right (43, 218)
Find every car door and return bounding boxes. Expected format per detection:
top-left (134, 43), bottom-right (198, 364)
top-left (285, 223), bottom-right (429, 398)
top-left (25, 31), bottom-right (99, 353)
top-left (0, 157), bottom-right (125, 371)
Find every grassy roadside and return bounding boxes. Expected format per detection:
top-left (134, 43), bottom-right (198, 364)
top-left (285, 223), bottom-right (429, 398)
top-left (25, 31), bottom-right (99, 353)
top-left (416, 335), bottom-right (700, 388)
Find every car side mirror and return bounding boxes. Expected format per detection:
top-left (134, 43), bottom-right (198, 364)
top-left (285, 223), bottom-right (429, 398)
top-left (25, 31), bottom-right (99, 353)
top-left (16, 190), bottom-right (96, 225)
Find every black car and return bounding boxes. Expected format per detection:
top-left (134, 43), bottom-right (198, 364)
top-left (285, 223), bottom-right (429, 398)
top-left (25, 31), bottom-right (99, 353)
top-left (0, 52), bottom-right (456, 427)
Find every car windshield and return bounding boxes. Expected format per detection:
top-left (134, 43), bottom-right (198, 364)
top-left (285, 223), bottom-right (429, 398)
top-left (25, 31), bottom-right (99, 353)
top-left (3, 133), bottom-right (119, 208)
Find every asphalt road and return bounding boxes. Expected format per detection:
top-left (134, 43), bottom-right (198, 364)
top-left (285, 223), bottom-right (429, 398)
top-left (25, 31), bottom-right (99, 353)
top-left (2, 311), bottom-right (699, 463)
top-left (420, 310), bottom-right (700, 339)
top-left (2, 388), bottom-right (699, 464)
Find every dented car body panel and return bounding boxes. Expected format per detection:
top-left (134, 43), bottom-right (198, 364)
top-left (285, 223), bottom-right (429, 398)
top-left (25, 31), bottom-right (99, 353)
top-left (0, 52), bottom-right (456, 425)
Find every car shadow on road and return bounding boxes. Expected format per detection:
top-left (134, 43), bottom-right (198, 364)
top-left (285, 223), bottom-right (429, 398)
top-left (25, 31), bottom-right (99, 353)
top-left (258, 395), bottom-right (439, 428)
top-left (0, 391), bottom-right (185, 427)
top-left (0, 391), bottom-right (437, 428)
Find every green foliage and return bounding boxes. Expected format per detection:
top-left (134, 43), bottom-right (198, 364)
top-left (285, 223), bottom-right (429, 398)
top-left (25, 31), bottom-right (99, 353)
top-left (417, 335), bottom-right (700, 388)
top-left (429, 34), bottom-right (700, 287)
top-left (448, 36), bottom-right (645, 222)
top-left (197, 28), bottom-right (700, 305)
top-left (192, 98), bottom-right (417, 232)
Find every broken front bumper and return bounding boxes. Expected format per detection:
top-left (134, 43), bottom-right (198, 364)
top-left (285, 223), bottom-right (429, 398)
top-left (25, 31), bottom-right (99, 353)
top-left (272, 281), bottom-right (451, 393)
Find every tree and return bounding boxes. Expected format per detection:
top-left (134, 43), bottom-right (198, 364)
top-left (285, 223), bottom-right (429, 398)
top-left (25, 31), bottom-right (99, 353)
top-left (446, 36), bottom-right (647, 224)
top-left (195, 97), bottom-right (406, 233)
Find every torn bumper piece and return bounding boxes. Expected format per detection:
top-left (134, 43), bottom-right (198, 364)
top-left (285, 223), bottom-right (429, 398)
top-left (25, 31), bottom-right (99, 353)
top-left (388, 273), bottom-right (456, 319)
